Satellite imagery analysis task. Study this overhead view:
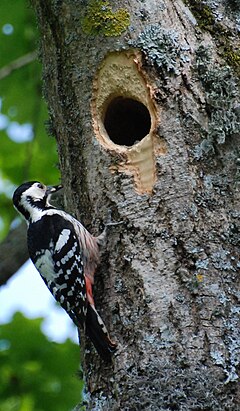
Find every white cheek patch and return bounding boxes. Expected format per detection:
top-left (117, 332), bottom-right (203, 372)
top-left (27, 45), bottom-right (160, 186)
top-left (55, 229), bottom-right (71, 252)
top-left (22, 185), bottom-right (45, 201)
top-left (20, 185), bottom-right (47, 222)
top-left (20, 196), bottom-right (32, 211)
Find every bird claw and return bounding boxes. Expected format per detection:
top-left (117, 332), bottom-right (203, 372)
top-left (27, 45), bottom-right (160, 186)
top-left (96, 210), bottom-right (123, 245)
top-left (104, 209), bottom-right (124, 228)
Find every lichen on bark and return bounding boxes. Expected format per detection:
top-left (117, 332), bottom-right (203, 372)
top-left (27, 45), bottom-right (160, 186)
top-left (184, 0), bottom-right (240, 77)
top-left (193, 45), bottom-right (240, 157)
top-left (81, 0), bottom-right (130, 37)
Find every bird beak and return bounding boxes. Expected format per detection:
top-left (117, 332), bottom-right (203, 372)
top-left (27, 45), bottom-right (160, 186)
top-left (46, 184), bottom-right (63, 195)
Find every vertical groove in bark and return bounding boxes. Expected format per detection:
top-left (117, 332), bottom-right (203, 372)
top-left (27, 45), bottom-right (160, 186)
top-left (33, 0), bottom-right (240, 409)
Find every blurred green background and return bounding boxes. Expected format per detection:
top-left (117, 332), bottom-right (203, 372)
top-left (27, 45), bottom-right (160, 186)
top-left (0, 0), bottom-right (60, 241)
top-left (0, 2), bottom-right (83, 410)
top-left (0, 313), bottom-right (83, 411)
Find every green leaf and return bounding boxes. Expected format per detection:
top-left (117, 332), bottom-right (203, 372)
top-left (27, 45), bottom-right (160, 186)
top-left (0, 313), bottom-right (83, 411)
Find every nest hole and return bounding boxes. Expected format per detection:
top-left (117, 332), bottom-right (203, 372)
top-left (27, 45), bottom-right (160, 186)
top-left (103, 96), bottom-right (151, 146)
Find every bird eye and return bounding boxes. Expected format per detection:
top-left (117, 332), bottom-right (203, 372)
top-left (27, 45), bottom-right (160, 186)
top-left (38, 183), bottom-right (44, 189)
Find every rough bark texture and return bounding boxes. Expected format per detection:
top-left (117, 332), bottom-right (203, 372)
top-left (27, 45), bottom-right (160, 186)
top-left (33, 0), bottom-right (240, 409)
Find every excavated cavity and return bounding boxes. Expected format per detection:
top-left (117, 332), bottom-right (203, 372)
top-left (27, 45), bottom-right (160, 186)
top-left (104, 97), bottom-right (151, 146)
top-left (92, 50), bottom-right (165, 194)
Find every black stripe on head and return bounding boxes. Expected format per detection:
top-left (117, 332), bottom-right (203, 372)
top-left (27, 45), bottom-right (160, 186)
top-left (13, 181), bottom-right (40, 220)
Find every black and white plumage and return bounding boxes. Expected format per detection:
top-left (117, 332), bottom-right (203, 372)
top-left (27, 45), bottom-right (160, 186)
top-left (12, 181), bottom-right (117, 361)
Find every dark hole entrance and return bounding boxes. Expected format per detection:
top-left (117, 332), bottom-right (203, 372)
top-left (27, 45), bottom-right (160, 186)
top-left (103, 97), bottom-right (151, 146)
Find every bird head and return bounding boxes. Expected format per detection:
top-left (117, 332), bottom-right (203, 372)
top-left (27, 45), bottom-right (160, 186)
top-left (13, 181), bottom-right (62, 221)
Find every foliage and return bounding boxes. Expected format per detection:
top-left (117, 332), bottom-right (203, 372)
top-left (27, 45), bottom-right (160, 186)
top-left (0, 312), bottom-right (82, 411)
top-left (0, 4), bottom-right (83, 409)
top-left (82, 0), bottom-right (130, 37)
top-left (0, 0), bottom-right (60, 239)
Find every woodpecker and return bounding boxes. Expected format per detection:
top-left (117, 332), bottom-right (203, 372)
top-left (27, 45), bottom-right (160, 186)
top-left (12, 181), bottom-right (117, 361)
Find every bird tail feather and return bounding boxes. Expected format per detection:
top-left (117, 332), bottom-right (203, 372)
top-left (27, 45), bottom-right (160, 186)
top-left (85, 303), bottom-right (117, 361)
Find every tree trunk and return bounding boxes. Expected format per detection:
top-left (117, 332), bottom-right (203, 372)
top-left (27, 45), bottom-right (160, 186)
top-left (32, 0), bottom-right (240, 409)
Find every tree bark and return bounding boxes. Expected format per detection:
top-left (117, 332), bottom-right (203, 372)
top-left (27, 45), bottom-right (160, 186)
top-left (32, 0), bottom-right (240, 409)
